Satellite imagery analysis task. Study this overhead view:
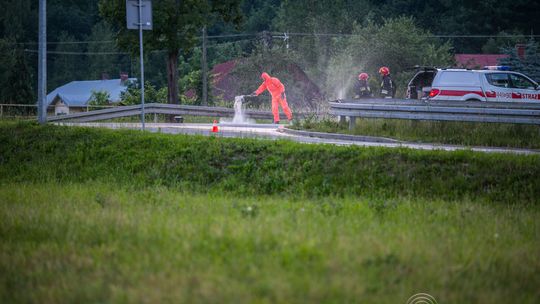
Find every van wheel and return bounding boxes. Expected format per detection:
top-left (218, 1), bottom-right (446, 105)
top-left (466, 98), bottom-right (481, 101)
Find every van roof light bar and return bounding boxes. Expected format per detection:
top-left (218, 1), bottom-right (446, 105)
top-left (484, 66), bottom-right (511, 71)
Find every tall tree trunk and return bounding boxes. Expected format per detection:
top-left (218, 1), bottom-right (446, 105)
top-left (167, 50), bottom-right (179, 105)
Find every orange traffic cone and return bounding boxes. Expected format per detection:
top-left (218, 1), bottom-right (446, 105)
top-left (211, 120), bottom-right (219, 133)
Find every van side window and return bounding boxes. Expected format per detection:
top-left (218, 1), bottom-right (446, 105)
top-left (509, 74), bottom-right (536, 90)
top-left (486, 73), bottom-right (510, 88)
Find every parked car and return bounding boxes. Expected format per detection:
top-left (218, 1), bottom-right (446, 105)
top-left (406, 66), bottom-right (540, 102)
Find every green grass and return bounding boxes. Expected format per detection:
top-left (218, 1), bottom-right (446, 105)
top-left (295, 118), bottom-right (540, 149)
top-left (1, 122), bottom-right (539, 303)
top-left (1, 122), bottom-right (539, 203)
top-left (1, 183), bottom-right (538, 303)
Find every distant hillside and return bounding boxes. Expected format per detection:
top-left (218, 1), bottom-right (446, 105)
top-left (211, 59), bottom-right (323, 110)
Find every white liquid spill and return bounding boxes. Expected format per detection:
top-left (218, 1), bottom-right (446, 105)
top-left (220, 95), bottom-right (255, 124)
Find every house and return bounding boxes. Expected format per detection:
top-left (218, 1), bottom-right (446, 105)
top-left (46, 73), bottom-right (136, 115)
top-left (454, 54), bottom-right (509, 69)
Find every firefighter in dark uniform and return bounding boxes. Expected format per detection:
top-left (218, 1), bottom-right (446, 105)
top-left (379, 66), bottom-right (395, 98)
top-left (354, 73), bottom-right (373, 99)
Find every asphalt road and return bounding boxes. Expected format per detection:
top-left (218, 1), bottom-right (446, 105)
top-left (55, 122), bottom-right (540, 155)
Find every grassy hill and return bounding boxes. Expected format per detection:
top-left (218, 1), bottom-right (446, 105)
top-left (1, 122), bottom-right (539, 303)
top-left (1, 122), bottom-right (539, 202)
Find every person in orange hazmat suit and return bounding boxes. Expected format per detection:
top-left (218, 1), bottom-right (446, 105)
top-left (252, 72), bottom-right (293, 124)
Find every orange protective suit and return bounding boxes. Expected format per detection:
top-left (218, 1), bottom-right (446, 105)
top-left (254, 72), bottom-right (293, 123)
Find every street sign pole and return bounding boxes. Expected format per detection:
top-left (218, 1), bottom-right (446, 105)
top-left (138, 0), bottom-right (145, 131)
top-left (38, 0), bottom-right (47, 124)
top-left (127, 0), bottom-right (152, 131)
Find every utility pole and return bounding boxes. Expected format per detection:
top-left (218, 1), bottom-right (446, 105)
top-left (272, 32), bottom-right (289, 53)
top-left (261, 31), bottom-right (273, 50)
top-left (202, 26), bottom-right (208, 106)
top-left (37, 0), bottom-right (47, 124)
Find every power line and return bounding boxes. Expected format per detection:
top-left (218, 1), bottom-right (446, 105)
top-left (9, 34), bottom-right (253, 46)
top-left (433, 35), bottom-right (540, 38)
top-left (10, 33), bottom-right (540, 46)
top-left (9, 40), bottom-right (116, 45)
top-left (23, 39), bottom-right (254, 55)
top-left (205, 33), bottom-right (257, 39)
top-left (24, 49), bottom-right (129, 55)
top-left (205, 38), bottom-right (253, 47)
top-left (283, 32), bottom-right (540, 38)
top-left (23, 49), bottom-right (172, 55)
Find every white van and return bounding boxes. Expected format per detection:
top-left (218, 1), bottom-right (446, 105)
top-left (406, 67), bottom-right (540, 102)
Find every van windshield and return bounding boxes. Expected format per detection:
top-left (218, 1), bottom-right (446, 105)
top-left (509, 74), bottom-right (536, 90)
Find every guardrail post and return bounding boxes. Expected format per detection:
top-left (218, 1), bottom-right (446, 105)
top-left (339, 115), bottom-right (346, 124)
top-left (0, 105), bottom-right (3, 118)
top-left (154, 113), bottom-right (157, 123)
top-left (348, 116), bottom-right (356, 130)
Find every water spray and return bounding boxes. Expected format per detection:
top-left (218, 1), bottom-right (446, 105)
top-left (233, 95), bottom-right (246, 123)
top-left (219, 95), bottom-right (255, 124)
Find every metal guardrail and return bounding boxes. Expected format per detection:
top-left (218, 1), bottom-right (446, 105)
top-left (46, 103), bottom-right (302, 122)
top-left (0, 104), bottom-right (119, 119)
top-left (330, 99), bottom-right (540, 129)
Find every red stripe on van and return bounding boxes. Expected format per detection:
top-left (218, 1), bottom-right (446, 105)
top-left (512, 93), bottom-right (522, 99)
top-left (439, 90), bottom-right (485, 97)
top-left (485, 91), bottom-right (496, 98)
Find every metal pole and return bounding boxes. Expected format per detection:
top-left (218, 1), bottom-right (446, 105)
top-left (38, 0), bottom-right (47, 124)
top-left (284, 32), bottom-right (289, 52)
top-left (138, 0), bottom-right (145, 130)
top-left (202, 26), bottom-right (208, 106)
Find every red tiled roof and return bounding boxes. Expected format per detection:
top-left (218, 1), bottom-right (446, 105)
top-left (455, 54), bottom-right (509, 69)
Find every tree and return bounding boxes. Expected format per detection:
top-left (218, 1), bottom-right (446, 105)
top-left (99, 0), bottom-right (243, 106)
top-left (0, 0), bottom-right (37, 41)
top-left (87, 21), bottom-right (122, 80)
top-left (0, 0), bottom-right (36, 104)
top-left (480, 31), bottom-right (526, 54)
top-left (0, 39), bottom-right (17, 104)
top-left (500, 39), bottom-right (540, 82)
top-left (120, 81), bottom-right (167, 105)
top-left (88, 90), bottom-right (111, 108)
top-left (268, 16), bottom-right (453, 100)
top-left (0, 39), bottom-right (34, 104)
top-left (208, 0), bottom-right (279, 35)
top-left (273, 0), bottom-right (373, 87)
top-left (48, 32), bottom-right (87, 90)
top-left (47, 0), bottom-right (100, 42)
top-left (338, 17), bottom-right (453, 98)
top-left (353, 0), bottom-right (540, 53)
